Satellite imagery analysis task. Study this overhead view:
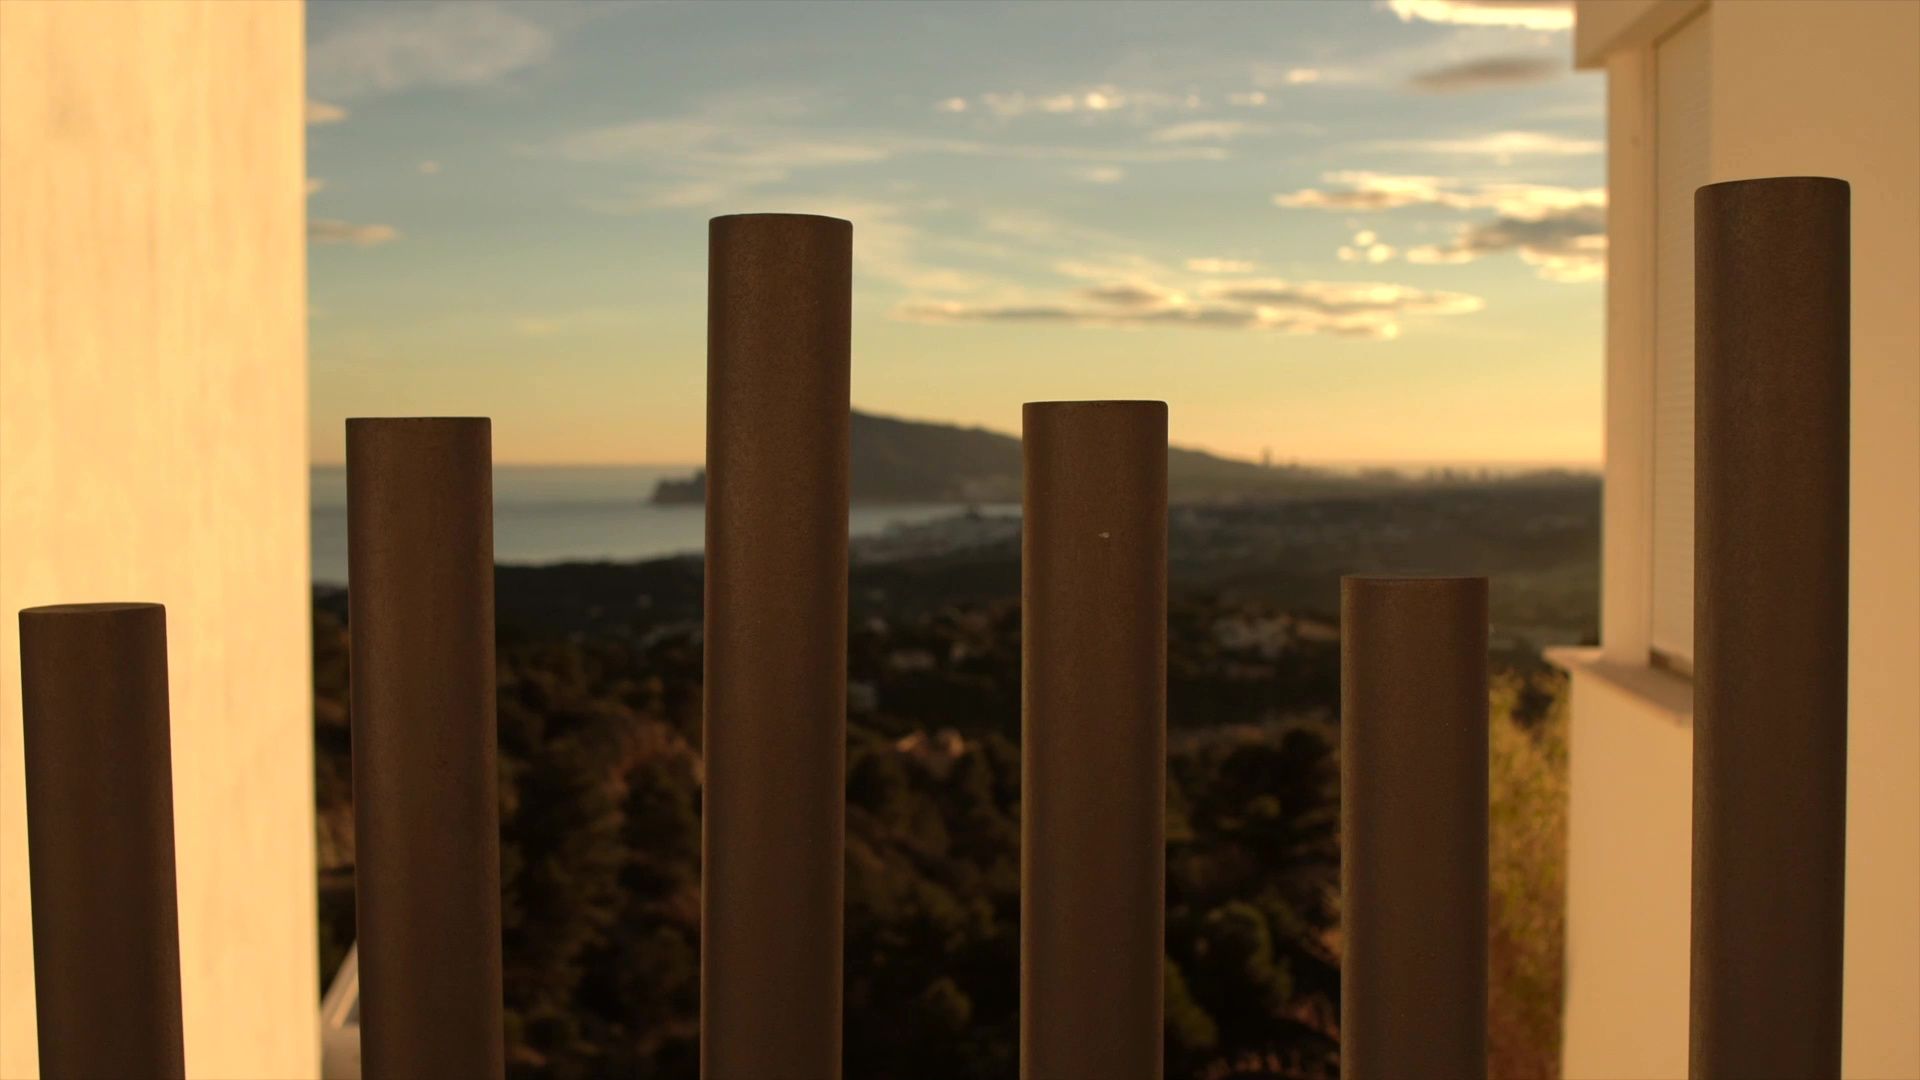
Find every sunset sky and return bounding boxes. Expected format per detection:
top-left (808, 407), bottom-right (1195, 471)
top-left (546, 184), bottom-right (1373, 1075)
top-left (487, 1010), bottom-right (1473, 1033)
top-left (306, 0), bottom-right (1603, 468)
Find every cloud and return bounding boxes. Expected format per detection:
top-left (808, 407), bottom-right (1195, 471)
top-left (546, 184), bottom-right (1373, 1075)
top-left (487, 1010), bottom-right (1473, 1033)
top-left (1275, 173), bottom-right (1605, 281)
top-left (1149, 120), bottom-right (1262, 143)
top-left (944, 84), bottom-right (1206, 119)
top-left (1408, 54), bottom-right (1563, 92)
top-left (1186, 257), bottom-right (1258, 274)
top-left (309, 219), bottom-right (399, 246)
top-left (307, 1), bottom-right (553, 100)
top-left (1050, 252), bottom-right (1177, 281)
top-left (1338, 230), bottom-right (1398, 264)
top-left (306, 178), bottom-right (326, 197)
top-left (1082, 282), bottom-right (1171, 307)
top-left (1276, 172), bottom-right (1456, 211)
top-left (561, 97), bottom-right (1227, 210)
top-left (1465, 182), bottom-right (1607, 217)
top-left (898, 269), bottom-right (1483, 340)
top-left (306, 99), bottom-right (348, 125)
top-left (1406, 205), bottom-right (1606, 281)
top-left (1201, 278), bottom-right (1483, 317)
top-left (977, 86), bottom-right (1128, 116)
top-left (418, 160), bottom-right (442, 174)
top-left (1386, 0), bottom-right (1574, 32)
top-left (1226, 91), bottom-right (1269, 107)
top-left (1074, 165), bottom-right (1127, 184)
top-left (560, 101), bottom-right (893, 207)
top-left (1275, 171), bottom-right (1604, 218)
top-left (1374, 130), bottom-right (1601, 160)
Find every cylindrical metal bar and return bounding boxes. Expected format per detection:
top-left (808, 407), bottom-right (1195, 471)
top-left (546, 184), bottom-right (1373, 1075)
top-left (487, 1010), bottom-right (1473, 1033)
top-left (1021, 400), bottom-right (1167, 1080)
top-left (1340, 576), bottom-right (1489, 1080)
top-left (346, 417), bottom-right (504, 1080)
top-left (1689, 176), bottom-right (1849, 1080)
top-left (18, 602), bottom-right (185, 1080)
top-left (702, 213), bottom-right (851, 1080)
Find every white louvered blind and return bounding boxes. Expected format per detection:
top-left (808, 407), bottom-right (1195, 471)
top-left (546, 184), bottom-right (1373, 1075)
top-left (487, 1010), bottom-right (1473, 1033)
top-left (1650, 11), bottom-right (1711, 670)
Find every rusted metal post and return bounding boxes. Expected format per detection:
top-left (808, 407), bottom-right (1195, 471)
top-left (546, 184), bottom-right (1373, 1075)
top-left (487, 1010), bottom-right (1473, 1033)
top-left (1021, 400), bottom-right (1167, 1080)
top-left (702, 213), bottom-right (852, 1080)
top-left (1689, 176), bottom-right (1849, 1080)
top-left (1340, 576), bottom-right (1489, 1080)
top-left (18, 602), bottom-right (185, 1080)
top-left (346, 417), bottom-right (504, 1080)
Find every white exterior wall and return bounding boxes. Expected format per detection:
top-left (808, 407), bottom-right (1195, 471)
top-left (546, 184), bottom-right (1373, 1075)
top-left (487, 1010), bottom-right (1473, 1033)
top-left (1562, 2), bottom-right (1920, 1078)
top-left (0, 3), bottom-right (318, 1077)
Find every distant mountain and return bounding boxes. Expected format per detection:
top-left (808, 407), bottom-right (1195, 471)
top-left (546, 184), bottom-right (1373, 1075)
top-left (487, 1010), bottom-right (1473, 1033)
top-left (651, 409), bottom-right (1392, 505)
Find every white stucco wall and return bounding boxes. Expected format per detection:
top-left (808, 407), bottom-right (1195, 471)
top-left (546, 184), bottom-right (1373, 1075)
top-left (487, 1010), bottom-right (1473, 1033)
top-left (1564, 2), bottom-right (1920, 1078)
top-left (0, 2), bottom-right (318, 1077)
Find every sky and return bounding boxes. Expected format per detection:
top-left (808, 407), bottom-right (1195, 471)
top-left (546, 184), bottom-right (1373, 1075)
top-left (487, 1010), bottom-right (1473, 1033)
top-left (306, 0), bottom-right (1604, 468)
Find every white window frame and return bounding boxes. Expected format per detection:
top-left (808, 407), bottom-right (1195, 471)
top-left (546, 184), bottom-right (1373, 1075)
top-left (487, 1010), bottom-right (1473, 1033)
top-left (1595, 0), bottom-right (1711, 681)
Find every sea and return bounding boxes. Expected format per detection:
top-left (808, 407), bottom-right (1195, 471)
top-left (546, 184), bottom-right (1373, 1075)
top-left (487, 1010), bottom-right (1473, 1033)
top-left (310, 465), bottom-right (1012, 585)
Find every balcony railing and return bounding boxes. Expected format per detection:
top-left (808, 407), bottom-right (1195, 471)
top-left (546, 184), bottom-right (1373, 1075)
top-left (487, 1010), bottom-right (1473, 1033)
top-left (15, 176), bottom-right (1847, 1080)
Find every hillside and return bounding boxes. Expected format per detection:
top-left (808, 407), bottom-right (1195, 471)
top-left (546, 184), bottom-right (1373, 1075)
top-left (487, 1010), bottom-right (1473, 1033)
top-left (651, 408), bottom-right (1403, 505)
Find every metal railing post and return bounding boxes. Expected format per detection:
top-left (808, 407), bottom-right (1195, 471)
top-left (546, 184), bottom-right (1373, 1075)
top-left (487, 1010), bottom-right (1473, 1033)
top-left (1021, 400), bottom-right (1168, 1080)
top-left (1689, 176), bottom-right (1849, 1080)
top-left (346, 416), bottom-right (504, 1079)
top-left (18, 601), bottom-right (185, 1080)
top-left (1340, 575), bottom-right (1489, 1080)
top-left (702, 213), bottom-right (852, 1080)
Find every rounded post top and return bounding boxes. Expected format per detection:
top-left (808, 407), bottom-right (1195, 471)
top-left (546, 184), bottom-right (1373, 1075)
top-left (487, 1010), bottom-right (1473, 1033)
top-left (20, 601), bottom-right (164, 620)
top-left (1023, 400), bottom-right (1168, 414)
top-left (346, 417), bottom-right (491, 427)
top-left (710, 212), bottom-right (852, 229)
top-left (1022, 401), bottom-right (1169, 443)
top-left (344, 418), bottom-right (493, 453)
top-left (1698, 175), bottom-right (1848, 194)
top-left (1696, 177), bottom-right (1850, 210)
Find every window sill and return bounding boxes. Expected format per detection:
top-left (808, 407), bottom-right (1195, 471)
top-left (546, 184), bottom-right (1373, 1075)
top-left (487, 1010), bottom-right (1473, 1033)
top-left (1545, 645), bottom-right (1694, 727)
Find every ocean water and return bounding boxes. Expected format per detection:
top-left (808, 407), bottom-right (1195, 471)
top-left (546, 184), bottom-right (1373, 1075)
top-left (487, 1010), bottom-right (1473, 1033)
top-left (310, 465), bottom-right (1008, 584)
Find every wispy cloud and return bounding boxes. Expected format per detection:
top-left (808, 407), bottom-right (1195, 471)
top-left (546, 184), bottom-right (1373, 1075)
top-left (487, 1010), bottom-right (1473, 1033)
top-left (1251, 66), bottom-right (1335, 87)
top-left (306, 178), bottom-right (327, 197)
top-left (1073, 165), bottom-right (1127, 184)
top-left (306, 100), bottom-right (348, 125)
top-left (418, 160), bottom-right (442, 175)
top-left (1149, 120), bottom-right (1263, 144)
top-left (942, 84), bottom-right (1212, 119)
top-left (1276, 172), bottom-right (1604, 281)
top-left (559, 96), bottom-right (1229, 210)
top-left (1373, 130), bottom-right (1600, 160)
top-left (1386, 0), bottom-right (1574, 33)
top-left (975, 86), bottom-right (1133, 117)
top-left (1408, 54), bottom-right (1563, 92)
top-left (898, 265), bottom-right (1483, 340)
top-left (1186, 257), bottom-right (1259, 274)
top-left (1338, 230), bottom-right (1398, 264)
top-left (1277, 172), bottom-right (1459, 211)
top-left (1275, 171), bottom-right (1604, 216)
top-left (307, 1), bottom-right (553, 100)
top-left (309, 219), bottom-right (399, 247)
top-left (1407, 205), bottom-right (1606, 281)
